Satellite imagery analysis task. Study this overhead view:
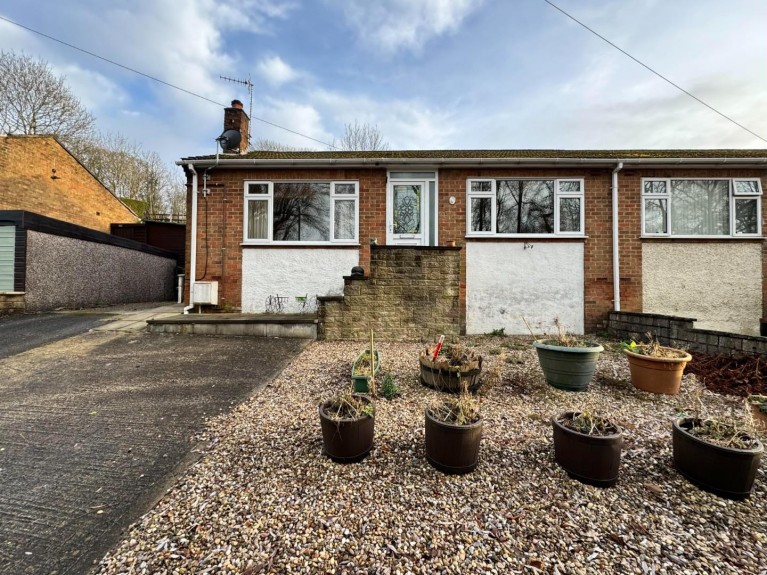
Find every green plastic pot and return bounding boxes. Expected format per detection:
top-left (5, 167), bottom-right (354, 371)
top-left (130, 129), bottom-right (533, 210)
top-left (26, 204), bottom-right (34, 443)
top-left (533, 339), bottom-right (603, 392)
top-left (351, 349), bottom-right (380, 393)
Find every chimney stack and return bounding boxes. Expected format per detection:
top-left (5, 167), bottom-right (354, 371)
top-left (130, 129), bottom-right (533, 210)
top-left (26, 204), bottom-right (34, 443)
top-left (222, 99), bottom-right (250, 154)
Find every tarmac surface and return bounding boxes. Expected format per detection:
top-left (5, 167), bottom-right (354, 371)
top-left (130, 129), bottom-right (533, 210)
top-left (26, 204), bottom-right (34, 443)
top-left (0, 310), bottom-right (309, 575)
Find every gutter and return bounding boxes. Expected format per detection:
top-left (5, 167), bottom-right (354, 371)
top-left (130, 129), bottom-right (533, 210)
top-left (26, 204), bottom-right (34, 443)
top-left (183, 163), bottom-right (198, 314)
top-left (611, 162), bottom-right (623, 312)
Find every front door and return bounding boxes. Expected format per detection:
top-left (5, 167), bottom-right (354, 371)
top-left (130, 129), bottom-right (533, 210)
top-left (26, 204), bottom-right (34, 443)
top-left (387, 181), bottom-right (425, 245)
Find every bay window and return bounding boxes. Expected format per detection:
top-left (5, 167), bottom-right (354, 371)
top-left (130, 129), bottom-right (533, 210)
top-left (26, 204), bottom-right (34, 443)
top-left (244, 181), bottom-right (359, 243)
top-left (641, 178), bottom-right (762, 237)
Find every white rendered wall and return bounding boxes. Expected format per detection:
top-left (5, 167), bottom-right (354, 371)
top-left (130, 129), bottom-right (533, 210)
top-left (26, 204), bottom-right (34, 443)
top-left (466, 242), bottom-right (584, 335)
top-left (643, 242), bottom-right (762, 335)
top-left (241, 248), bottom-right (359, 314)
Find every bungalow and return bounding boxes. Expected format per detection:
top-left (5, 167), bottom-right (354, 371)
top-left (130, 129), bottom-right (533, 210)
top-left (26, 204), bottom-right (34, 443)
top-left (178, 103), bottom-right (767, 338)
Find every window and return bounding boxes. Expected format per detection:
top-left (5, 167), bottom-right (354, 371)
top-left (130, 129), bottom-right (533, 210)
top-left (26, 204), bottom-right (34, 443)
top-left (641, 178), bottom-right (762, 237)
top-left (244, 181), bottom-right (359, 243)
top-left (467, 178), bottom-right (585, 236)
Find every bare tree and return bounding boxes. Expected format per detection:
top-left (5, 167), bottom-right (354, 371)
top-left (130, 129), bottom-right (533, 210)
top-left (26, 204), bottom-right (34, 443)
top-left (333, 120), bottom-right (389, 151)
top-left (252, 137), bottom-right (309, 152)
top-left (71, 132), bottom-right (185, 220)
top-left (0, 50), bottom-right (95, 144)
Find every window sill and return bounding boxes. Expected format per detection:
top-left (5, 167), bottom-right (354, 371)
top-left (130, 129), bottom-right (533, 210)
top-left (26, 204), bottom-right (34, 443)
top-left (241, 242), bottom-right (361, 248)
top-left (640, 235), bottom-right (764, 241)
top-left (465, 234), bottom-right (588, 240)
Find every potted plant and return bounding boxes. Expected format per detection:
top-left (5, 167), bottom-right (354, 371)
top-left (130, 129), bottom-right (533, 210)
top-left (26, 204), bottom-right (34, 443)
top-left (419, 337), bottom-right (483, 393)
top-left (622, 336), bottom-right (692, 395)
top-left (552, 411), bottom-right (623, 487)
top-left (527, 318), bottom-right (603, 392)
top-left (424, 383), bottom-right (482, 474)
top-left (318, 393), bottom-right (374, 463)
top-left (748, 395), bottom-right (767, 432)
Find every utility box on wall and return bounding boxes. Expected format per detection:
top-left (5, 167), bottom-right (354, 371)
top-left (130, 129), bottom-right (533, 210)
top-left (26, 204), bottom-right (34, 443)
top-left (193, 281), bottom-right (219, 305)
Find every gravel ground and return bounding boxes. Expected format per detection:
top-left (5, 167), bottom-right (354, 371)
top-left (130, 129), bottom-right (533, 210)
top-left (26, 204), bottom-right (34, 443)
top-left (97, 336), bottom-right (767, 575)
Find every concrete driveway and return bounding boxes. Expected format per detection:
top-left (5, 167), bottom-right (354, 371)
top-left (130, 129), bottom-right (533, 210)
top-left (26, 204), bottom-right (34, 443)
top-left (0, 328), bottom-right (309, 575)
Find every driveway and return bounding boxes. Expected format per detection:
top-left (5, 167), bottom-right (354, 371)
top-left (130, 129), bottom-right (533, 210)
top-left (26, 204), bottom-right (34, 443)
top-left (0, 329), bottom-right (309, 575)
top-left (0, 312), bottom-right (112, 359)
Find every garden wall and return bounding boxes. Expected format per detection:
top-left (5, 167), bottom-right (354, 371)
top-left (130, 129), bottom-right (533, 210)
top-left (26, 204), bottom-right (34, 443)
top-left (608, 311), bottom-right (767, 358)
top-left (318, 245), bottom-right (460, 341)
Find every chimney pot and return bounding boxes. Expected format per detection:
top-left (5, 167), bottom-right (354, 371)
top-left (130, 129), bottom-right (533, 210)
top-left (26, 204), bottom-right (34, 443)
top-left (231, 99), bottom-right (244, 109)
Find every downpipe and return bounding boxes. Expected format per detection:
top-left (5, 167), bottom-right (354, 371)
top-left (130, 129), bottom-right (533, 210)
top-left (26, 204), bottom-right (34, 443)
top-left (611, 162), bottom-right (623, 312)
top-left (183, 163), bottom-right (198, 314)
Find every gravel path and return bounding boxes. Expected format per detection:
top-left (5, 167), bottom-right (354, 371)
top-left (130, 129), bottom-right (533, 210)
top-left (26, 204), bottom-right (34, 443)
top-left (97, 337), bottom-right (767, 575)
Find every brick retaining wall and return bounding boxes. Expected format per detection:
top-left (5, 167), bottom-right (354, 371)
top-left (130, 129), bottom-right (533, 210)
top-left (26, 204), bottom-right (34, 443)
top-left (608, 311), bottom-right (767, 358)
top-left (318, 245), bottom-right (461, 341)
top-left (0, 292), bottom-right (24, 315)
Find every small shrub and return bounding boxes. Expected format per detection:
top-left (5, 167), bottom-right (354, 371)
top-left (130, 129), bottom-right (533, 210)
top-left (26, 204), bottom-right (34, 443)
top-left (381, 372), bottom-right (400, 400)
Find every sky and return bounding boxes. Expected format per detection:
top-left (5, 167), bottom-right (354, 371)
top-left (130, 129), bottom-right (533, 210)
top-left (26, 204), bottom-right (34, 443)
top-left (1, 0), bottom-right (766, 171)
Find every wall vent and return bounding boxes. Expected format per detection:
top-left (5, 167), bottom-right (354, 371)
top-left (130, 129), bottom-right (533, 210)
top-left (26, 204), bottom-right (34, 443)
top-left (193, 281), bottom-right (219, 305)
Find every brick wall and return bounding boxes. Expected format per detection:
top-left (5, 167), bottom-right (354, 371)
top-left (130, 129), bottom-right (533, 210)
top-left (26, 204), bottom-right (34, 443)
top-left (318, 245), bottom-right (461, 341)
top-left (0, 136), bottom-right (138, 233)
top-left (0, 292), bottom-right (24, 315)
top-left (609, 311), bottom-right (767, 358)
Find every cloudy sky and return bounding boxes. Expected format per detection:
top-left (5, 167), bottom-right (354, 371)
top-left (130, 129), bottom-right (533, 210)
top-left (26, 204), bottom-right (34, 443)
top-left (1, 0), bottom-right (765, 168)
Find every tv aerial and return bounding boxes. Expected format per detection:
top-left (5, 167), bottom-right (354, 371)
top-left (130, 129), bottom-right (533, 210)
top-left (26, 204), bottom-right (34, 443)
top-left (220, 74), bottom-right (253, 150)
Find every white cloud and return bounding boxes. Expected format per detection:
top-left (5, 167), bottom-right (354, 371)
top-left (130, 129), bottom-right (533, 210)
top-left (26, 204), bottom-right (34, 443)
top-left (252, 99), bottom-right (333, 149)
top-left (332, 0), bottom-right (483, 54)
top-left (257, 55), bottom-right (299, 86)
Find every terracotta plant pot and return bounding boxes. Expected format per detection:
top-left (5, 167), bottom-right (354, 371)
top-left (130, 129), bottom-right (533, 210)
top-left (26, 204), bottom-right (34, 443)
top-left (624, 347), bottom-right (691, 395)
top-left (672, 418), bottom-right (763, 500)
top-left (424, 409), bottom-right (482, 474)
top-left (533, 340), bottom-right (603, 392)
top-left (552, 412), bottom-right (623, 487)
top-left (318, 395), bottom-right (374, 463)
top-left (419, 353), bottom-right (483, 393)
top-left (749, 398), bottom-right (767, 433)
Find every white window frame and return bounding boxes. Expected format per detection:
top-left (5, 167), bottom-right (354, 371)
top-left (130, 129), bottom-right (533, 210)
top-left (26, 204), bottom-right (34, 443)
top-left (466, 178), bottom-right (586, 237)
top-left (243, 180), bottom-right (359, 244)
top-left (641, 178), bottom-right (762, 238)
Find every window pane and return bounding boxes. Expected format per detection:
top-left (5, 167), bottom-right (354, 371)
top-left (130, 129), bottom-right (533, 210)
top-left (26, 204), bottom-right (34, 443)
top-left (559, 197), bottom-right (581, 232)
top-left (247, 200), bottom-right (268, 239)
top-left (273, 182), bottom-right (330, 241)
top-left (644, 181), bottom-right (667, 195)
top-left (644, 198), bottom-right (667, 234)
top-left (735, 199), bottom-right (758, 234)
top-left (559, 180), bottom-right (581, 193)
top-left (670, 180), bottom-right (729, 235)
top-left (335, 183), bottom-right (356, 195)
top-left (471, 197), bottom-right (492, 232)
top-left (333, 200), bottom-right (356, 240)
top-left (393, 184), bottom-right (421, 234)
top-left (471, 181), bottom-right (492, 193)
top-left (496, 180), bottom-right (554, 234)
top-left (248, 183), bottom-right (268, 194)
top-left (734, 180), bottom-right (760, 195)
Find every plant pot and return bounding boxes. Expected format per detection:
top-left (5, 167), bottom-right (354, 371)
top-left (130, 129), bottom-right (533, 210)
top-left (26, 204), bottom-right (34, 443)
top-left (419, 354), bottom-right (483, 393)
top-left (424, 409), bottom-right (482, 474)
top-left (351, 349), bottom-right (380, 393)
top-left (552, 412), bottom-right (623, 487)
top-left (624, 348), bottom-right (691, 395)
top-left (318, 395), bottom-right (374, 463)
top-left (749, 399), bottom-right (767, 433)
top-left (672, 418), bottom-right (763, 500)
top-left (533, 340), bottom-right (603, 392)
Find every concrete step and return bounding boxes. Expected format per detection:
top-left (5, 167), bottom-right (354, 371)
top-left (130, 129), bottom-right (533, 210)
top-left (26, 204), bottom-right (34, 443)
top-left (147, 313), bottom-right (317, 338)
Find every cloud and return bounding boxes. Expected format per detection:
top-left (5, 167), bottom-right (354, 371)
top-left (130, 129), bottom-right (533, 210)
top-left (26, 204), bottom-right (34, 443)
top-left (332, 0), bottom-right (483, 54)
top-left (257, 55), bottom-right (299, 86)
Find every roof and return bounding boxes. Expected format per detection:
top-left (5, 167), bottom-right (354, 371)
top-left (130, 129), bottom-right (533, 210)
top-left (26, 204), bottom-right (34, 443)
top-left (181, 148), bottom-right (767, 162)
top-left (176, 148), bottom-right (767, 167)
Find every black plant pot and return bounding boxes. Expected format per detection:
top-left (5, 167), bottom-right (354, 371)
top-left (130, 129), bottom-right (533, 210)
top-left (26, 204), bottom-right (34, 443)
top-left (424, 409), bottom-right (482, 474)
top-left (552, 412), bottom-right (623, 487)
top-left (672, 418), bottom-right (763, 500)
top-left (318, 396), bottom-right (374, 463)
